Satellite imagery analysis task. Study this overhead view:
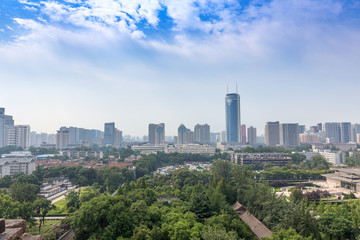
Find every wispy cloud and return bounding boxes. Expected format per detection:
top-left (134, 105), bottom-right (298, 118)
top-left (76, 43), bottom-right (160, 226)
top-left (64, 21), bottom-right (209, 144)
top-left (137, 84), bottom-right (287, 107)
top-left (1, 0), bottom-right (360, 134)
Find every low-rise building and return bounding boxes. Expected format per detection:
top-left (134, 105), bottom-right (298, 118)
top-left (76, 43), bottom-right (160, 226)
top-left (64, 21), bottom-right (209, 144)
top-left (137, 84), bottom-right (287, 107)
top-left (61, 150), bottom-right (103, 159)
top-left (231, 153), bottom-right (291, 166)
top-left (131, 144), bottom-right (167, 154)
top-left (0, 152), bottom-right (36, 177)
top-left (302, 150), bottom-right (345, 164)
top-left (323, 168), bottom-right (360, 192)
top-left (165, 144), bottom-right (216, 155)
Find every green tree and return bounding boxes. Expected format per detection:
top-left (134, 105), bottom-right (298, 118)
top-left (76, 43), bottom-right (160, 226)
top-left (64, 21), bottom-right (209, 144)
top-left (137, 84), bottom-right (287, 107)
top-left (265, 227), bottom-right (311, 240)
top-left (201, 226), bottom-right (238, 240)
top-left (189, 183), bottom-right (212, 219)
top-left (33, 198), bottom-right (55, 233)
top-left (288, 153), bottom-right (306, 164)
top-left (0, 190), bottom-right (20, 218)
top-left (0, 175), bottom-right (12, 188)
top-left (66, 191), bottom-right (80, 209)
top-left (9, 182), bottom-right (39, 202)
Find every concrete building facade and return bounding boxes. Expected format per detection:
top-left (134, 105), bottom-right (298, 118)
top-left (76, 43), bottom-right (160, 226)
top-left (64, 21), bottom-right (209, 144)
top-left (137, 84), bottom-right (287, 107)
top-left (148, 123), bottom-right (165, 145)
top-left (264, 121), bottom-right (280, 147)
top-left (280, 123), bottom-right (299, 147)
top-left (247, 126), bottom-right (257, 145)
top-left (194, 124), bottom-right (210, 144)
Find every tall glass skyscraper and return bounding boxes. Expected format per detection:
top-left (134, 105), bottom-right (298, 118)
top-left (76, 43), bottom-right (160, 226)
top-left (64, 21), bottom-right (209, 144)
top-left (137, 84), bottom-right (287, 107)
top-left (225, 93), bottom-right (241, 143)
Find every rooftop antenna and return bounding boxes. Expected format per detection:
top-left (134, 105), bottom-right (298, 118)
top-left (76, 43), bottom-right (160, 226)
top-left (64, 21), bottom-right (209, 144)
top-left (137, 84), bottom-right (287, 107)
top-left (227, 84), bottom-right (229, 94)
top-left (236, 83), bottom-right (238, 94)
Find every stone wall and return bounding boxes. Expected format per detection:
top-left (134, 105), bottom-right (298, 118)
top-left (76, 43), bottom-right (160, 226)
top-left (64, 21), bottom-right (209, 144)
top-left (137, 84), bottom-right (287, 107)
top-left (0, 219), bottom-right (42, 240)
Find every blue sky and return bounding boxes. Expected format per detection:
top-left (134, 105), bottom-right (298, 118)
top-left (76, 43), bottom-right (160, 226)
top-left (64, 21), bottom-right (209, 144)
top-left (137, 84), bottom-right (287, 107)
top-left (0, 0), bottom-right (360, 136)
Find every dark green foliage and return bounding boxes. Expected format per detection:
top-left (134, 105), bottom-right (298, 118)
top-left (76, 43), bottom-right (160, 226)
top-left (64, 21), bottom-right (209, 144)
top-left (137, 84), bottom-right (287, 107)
top-left (71, 195), bottom-right (133, 240)
top-left (66, 191), bottom-right (80, 209)
top-left (0, 175), bottom-right (12, 188)
top-left (304, 154), bottom-right (330, 170)
top-left (9, 182), bottom-right (39, 203)
top-left (264, 227), bottom-right (312, 240)
top-left (242, 146), bottom-right (290, 153)
top-left (288, 153), bottom-right (306, 164)
top-left (0, 145), bottom-right (24, 155)
top-left (189, 183), bottom-right (212, 219)
top-left (29, 146), bottom-right (59, 155)
top-left (318, 212), bottom-right (357, 239)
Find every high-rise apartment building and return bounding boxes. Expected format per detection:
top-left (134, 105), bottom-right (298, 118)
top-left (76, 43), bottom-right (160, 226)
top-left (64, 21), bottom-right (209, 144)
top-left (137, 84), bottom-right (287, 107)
top-left (194, 124), bottom-right (210, 144)
top-left (0, 108), bottom-right (29, 149)
top-left (178, 124), bottom-right (193, 145)
top-left (247, 126), bottom-right (257, 145)
top-left (340, 122), bottom-right (351, 143)
top-left (265, 121), bottom-right (280, 146)
top-left (5, 125), bottom-right (30, 149)
top-left (148, 123), bottom-right (165, 145)
top-left (225, 93), bottom-right (241, 143)
top-left (322, 122), bottom-right (341, 143)
top-left (56, 128), bottom-right (70, 150)
top-left (280, 123), bottom-right (299, 147)
top-left (0, 108), bottom-right (5, 147)
top-left (241, 124), bottom-right (246, 144)
top-left (114, 129), bottom-right (123, 148)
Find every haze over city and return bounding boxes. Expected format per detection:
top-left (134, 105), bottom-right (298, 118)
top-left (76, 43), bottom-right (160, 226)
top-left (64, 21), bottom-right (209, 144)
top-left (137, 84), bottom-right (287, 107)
top-left (1, 0), bottom-right (360, 136)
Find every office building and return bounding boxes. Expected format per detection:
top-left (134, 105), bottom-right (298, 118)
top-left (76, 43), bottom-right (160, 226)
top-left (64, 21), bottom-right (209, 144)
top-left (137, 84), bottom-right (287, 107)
top-left (298, 125), bottom-right (305, 134)
top-left (280, 123), bottom-right (299, 147)
top-left (247, 126), bottom-right (257, 145)
top-left (264, 121), bottom-right (280, 146)
top-left (104, 122), bottom-right (115, 146)
top-left (322, 122), bottom-right (341, 143)
top-left (194, 124), bottom-right (210, 144)
top-left (357, 134), bottom-right (360, 144)
top-left (340, 122), bottom-right (351, 143)
top-left (178, 124), bottom-right (193, 145)
top-left (220, 131), bottom-right (227, 143)
top-left (241, 124), bottom-right (246, 144)
top-left (351, 124), bottom-right (360, 142)
top-left (210, 132), bottom-right (220, 143)
top-left (148, 123), bottom-right (165, 145)
top-left (309, 126), bottom-right (319, 133)
top-left (225, 93), bottom-right (241, 143)
top-left (317, 123), bottom-right (323, 132)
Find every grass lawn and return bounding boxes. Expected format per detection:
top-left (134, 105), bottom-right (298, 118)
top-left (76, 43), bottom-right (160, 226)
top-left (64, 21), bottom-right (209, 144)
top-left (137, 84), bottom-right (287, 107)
top-left (48, 198), bottom-right (68, 215)
top-left (28, 219), bottom-right (62, 235)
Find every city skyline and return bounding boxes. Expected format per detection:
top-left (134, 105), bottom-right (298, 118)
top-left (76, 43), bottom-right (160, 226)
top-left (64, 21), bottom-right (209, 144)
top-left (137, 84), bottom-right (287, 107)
top-left (1, 0), bottom-right (360, 136)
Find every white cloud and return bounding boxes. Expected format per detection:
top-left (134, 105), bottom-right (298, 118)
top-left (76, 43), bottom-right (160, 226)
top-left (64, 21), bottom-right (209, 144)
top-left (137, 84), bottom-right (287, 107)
top-left (1, 0), bottom-right (360, 135)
